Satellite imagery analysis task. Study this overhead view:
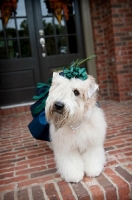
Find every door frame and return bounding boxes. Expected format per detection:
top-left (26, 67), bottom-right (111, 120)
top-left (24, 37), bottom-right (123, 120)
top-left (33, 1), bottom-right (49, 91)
top-left (80, 0), bottom-right (97, 80)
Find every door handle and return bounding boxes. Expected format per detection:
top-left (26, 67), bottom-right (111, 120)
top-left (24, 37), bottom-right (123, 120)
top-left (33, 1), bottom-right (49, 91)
top-left (39, 30), bottom-right (44, 36)
top-left (40, 38), bottom-right (45, 45)
top-left (40, 38), bottom-right (46, 57)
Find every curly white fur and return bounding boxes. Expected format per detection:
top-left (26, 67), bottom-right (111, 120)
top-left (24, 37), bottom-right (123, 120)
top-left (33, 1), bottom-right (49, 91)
top-left (45, 72), bottom-right (107, 183)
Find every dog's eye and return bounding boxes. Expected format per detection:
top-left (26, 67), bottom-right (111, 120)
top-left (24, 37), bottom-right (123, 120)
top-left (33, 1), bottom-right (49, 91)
top-left (73, 89), bottom-right (80, 96)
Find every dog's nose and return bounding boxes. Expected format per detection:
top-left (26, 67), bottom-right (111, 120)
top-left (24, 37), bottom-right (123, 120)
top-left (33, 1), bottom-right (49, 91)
top-left (54, 102), bottom-right (64, 111)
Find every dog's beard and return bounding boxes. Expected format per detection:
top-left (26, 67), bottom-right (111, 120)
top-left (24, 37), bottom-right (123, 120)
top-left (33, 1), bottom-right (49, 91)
top-left (46, 105), bottom-right (70, 130)
top-left (46, 104), bottom-right (85, 130)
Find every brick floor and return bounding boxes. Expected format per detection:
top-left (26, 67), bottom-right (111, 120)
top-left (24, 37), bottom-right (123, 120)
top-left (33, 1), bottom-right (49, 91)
top-left (0, 101), bottom-right (132, 200)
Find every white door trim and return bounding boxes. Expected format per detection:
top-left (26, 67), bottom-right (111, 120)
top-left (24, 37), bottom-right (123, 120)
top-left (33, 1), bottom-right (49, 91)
top-left (80, 0), bottom-right (97, 80)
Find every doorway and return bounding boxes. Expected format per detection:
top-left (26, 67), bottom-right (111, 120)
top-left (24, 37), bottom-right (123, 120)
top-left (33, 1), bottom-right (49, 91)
top-left (0, 0), bottom-right (86, 106)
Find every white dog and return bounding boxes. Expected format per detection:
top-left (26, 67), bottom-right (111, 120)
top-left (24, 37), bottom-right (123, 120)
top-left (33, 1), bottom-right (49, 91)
top-left (45, 69), bottom-right (107, 183)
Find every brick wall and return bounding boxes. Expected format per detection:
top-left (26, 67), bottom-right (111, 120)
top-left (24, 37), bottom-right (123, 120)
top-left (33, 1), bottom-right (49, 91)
top-left (90, 0), bottom-right (132, 101)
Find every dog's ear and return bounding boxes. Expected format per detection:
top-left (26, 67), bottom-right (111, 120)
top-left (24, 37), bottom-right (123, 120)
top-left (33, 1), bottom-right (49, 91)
top-left (53, 72), bottom-right (58, 78)
top-left (88, 82), bottom-right (99, 98)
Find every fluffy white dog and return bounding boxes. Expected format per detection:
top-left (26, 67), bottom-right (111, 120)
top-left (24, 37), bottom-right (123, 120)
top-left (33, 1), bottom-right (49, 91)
top-left (45, 69), bottom-right (107, 183)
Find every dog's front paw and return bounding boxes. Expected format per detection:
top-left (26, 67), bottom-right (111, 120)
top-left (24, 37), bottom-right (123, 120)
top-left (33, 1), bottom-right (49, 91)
top-left (85, 164), bottom-right (104, 178)
top-left (83, 147), bottom-right (106, 178)
top-left (61, 171), bottom-right (84, 183)
top-left (56, 152), bottom-right (84, 183)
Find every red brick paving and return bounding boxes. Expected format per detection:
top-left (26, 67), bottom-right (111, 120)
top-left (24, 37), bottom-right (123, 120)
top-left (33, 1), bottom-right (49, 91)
top-left (0, 101), bottom-right (132, 200)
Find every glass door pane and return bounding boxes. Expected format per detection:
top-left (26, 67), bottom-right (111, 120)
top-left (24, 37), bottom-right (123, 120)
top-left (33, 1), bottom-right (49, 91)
top-left (40, 0), bottom-right (78, 56)
top-left (0, 0), bottom-right (32, 59)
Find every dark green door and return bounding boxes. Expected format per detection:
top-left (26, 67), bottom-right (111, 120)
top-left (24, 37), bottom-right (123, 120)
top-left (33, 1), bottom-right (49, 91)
top-left (0, 0), bottom-right (86, 106)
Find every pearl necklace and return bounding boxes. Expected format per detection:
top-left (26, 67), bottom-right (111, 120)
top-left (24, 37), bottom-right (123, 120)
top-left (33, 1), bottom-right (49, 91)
top-left (70, 119), bottom-right (84, 131)
top-left (69, 109), bottom-right (92, 131)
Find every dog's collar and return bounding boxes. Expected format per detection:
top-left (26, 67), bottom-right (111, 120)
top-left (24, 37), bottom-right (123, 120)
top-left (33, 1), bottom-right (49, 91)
top-left (70, 101), bottom-right (100, 131)
top-left (70, 119), bottom-right (84, 131)
top-left (70, 116), bottom-right (84, 131)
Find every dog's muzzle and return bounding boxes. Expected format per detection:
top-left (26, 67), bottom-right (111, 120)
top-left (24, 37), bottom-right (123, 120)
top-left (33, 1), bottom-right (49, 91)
top-left (54, 101), bottom-right (64, 114)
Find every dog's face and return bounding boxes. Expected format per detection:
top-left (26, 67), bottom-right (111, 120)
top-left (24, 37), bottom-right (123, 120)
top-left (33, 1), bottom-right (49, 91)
top-left (45, 72), bottom-right (98, 129)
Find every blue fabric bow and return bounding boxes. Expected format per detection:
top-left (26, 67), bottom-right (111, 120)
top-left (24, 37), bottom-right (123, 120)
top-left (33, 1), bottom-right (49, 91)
top-left (28, 82), bottom-right (51, 142)
top-left (28, 111), bottom-right (50, 141)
